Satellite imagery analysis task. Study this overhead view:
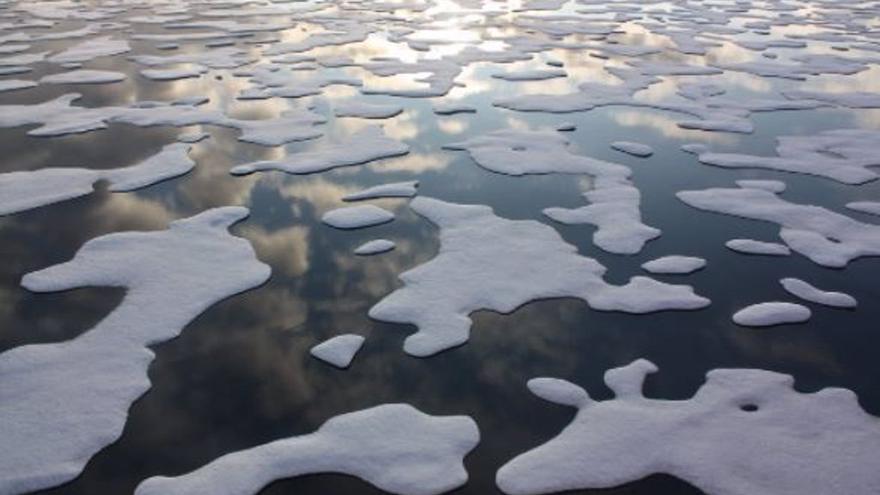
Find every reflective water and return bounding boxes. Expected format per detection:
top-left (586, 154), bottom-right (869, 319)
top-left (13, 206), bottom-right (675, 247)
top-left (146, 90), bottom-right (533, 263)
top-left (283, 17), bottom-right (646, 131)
top-left (2, 2), bottom-right (880, 494)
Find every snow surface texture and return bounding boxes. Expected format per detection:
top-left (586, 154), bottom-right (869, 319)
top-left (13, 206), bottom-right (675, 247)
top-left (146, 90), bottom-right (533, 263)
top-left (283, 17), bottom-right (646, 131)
top-left (641, 256), bottom-right (706, 275)
top-left (446, 129), bottom-right (658, 255)
top-left (780, 278), bottom-right (857, 308)
top-left (322, 205), bottom-right (394, 230)
top-left (0, 143), bottom-right (194, 215)
top-left (370, 197), bottom-right (708, 357)
top-left (310, 334), bottom-right (366, 368)
top-left (497, 359), bottom-right (880, 495)
top-left (231, 126), bottom-right (409, 175)
top-left (0, 208), bottom-right (271, 494)
top-left (733, 302), bottom-right (812, 327)
top-left (136, 404), bottom-right (478, 495)
top-left (686, 129), bottom-right (880, 184)
top-left (678, 184), bottom-right (880, 268)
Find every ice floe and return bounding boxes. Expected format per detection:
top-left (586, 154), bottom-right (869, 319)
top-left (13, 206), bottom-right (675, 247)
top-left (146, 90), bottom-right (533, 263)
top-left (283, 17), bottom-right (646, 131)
top-left (310, 334), bottom-right (366, 369)
top-left (135, 404), bottom-right (478, 495)
top-left (733, 302), bottom-right (812, 327)
top-left (231, 127), bottom-right (408, 175)
top-left (41, 69), bottom-right (126, 84)
top-left (344, 181), bottom-right (419, 201)
top-left (0, 207), bottom-right (270, 494)
top-left (677, 184), bottom-right (880, 268)
top-left (685, 129), bottom-right (880, 184)
top-left (610, 141), bottom-right (653, 157)
top-left (322, 205), bottom-right (395, 230)
top-left (497, 359), bottom-right (880, 494)
top-left (334, 101), bottom-right (403, 119)
top-left (641, 256), bottom-right (706, 275)
top-left (355, 239), bottom-right (396, 256)
top-left (370, 197), bottom-right (708, 357)
top-left (0, 143), bottom-right (194, 216)
top-left (725, 239), bottom-right (791, 256)
top-left (780, 278), bottom-right (857, 309)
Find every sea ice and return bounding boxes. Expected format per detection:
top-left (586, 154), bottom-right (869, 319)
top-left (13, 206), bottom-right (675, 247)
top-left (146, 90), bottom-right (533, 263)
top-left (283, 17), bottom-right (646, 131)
top-left (322, 205), bottom-right (395, 230)
top-left (641, 256), bottom-right (706, 274)
top-left (135, 404), bottom-right (478, 495)
top-left (231, 127), bottom-right (409, 175)
top-left (780, 278), bottom-right (857, 309)
top-left (610, 141), bottom-right (653, 157)
top-left (678, 184), bottom-right (880, 268)
top-left (725, 239), bottom-right (791, 256)
top-left (355, 239), bottom-right (396, 255)
top-left (334, 101), bottom-right (403, 119)
top-left (343, 181), bottom-right (419, 201)
top-left (41, 69), bottom-right (126, 84)
top-left (733, 302), bottom-right (812, 327)
top-left (496, 359), bottom-right (880, 495)
top-left (370, 197), bottom-right (708, 357)
top-left (310, 334), bottom-right (366, 368)
top-left (0, 143), bottom-right (194, 215)
top-left (0, 208), bottom-right (270, 494)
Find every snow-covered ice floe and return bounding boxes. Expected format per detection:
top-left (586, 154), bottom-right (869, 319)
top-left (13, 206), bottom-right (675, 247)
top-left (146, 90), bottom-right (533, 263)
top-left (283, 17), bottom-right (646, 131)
top-left (733, 302), bottom-right (812, 327)
top-left (0, 207), bottom-right (270, 494)
top-left (310, 334), bottom-right (366, 368)
top-left (136, 404), bottom-right (479, 495)
top-left (497, 359), bottom-right (880, 495)
top-left (370, 197), bottom-right (708, 357)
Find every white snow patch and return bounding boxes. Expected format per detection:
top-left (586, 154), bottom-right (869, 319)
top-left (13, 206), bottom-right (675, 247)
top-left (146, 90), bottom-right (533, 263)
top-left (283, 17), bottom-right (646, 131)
top-left (231, 127), bottom-right (408, 175)
top-left (310, 334), bottom-right (366, 368)
top-left (0, 208), bottom-right (270, 494)
top-left (733, 302), bottom-right (812, 327)
top-left (322, 205), bottom-right (394, 230)
top-left (610, 141), bottom-right (653, 157)
top-left (641, 256), bottom-right (706, 274)
top-left (355, 239), bottom-right (396, 256)
top-left (0, 143), bottom-right (194, 215)
top-left (344, 181), bottom-right (419, 201)
top-left (136, 404), bottom-right (478, 495)
top-left (725, 239), bottom-right (791, 256)
top-left (41, 69), bottom-right (126, 84)
top-left (780, 278), bottom-right (856, 309)
top-left (497, 359), bottom-right (880, 495)
top-left (370, 197), bottom-right (708, 357)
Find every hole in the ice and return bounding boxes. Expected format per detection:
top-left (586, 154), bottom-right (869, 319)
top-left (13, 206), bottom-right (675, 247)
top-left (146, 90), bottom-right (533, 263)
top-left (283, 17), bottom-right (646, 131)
top-left (740, 403), bottom-right (759, 412)
top-left (512, 145), bottom-right (526, 151)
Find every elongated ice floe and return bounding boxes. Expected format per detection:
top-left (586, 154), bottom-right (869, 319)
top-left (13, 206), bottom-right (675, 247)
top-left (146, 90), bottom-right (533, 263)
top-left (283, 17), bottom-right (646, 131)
top-left (687, 129), bottom-right (880, 184)
top-left (48, 35), bottom-right (130, 63)
top-left (334, 101), bottom-right (403, 119)
top-left (231, 126), bottom-right (409, 175)
top-left (0, 79), bottom-right (35, 92)
top-left (733, 302), bottom-right (812, 327)
top-left (610, 141), bottom-right (653, 157)
top-left (135, 403), bottom-right (478, 495)
top-left (0, 93), bottom-right (324, 146)
top-left (355, 239), bottom-right (396, 255)
top-left (846, 201), bottom-right (880, 216)
top-left (725, 239), bottom-right (791, 256)
top-left (496, 359), bottom-right (880, 495)
top-left (0, 207), bottom-right (271, 495)
top-left (310, 334), bottom-right (366, 368)
top-left (780, 278), bottom-right (856, 308)
top-left (370, 197), bottom-right (708, 357)
top-left (641, 256), bottom-right (706, 274)
top-left (344, 181), bottom-right (419, 201)
top-left (322, 205), bottom-right (394, 230)
top-left (41, 69), bottom-right (126, 84)
top-left (677, 184), bottom-right (880, 268)
top-left (445, 129), bottom-right (630, 177)
top-left (0, 142), bottom-right (194, 215)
